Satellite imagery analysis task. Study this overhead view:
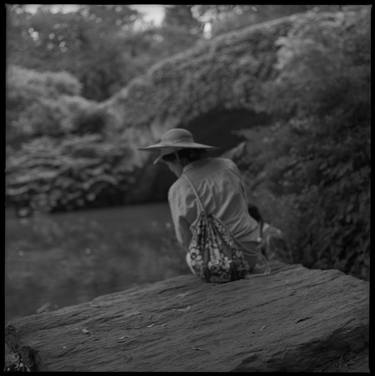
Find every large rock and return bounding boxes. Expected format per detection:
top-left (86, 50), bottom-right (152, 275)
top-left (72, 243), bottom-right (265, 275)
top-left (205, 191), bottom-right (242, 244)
top-left (5, 261), bottom-right (369, 372)
top-left (101, 14), bottom-right (294, 172)
top-left (99, 9), bottom-right (367, 202)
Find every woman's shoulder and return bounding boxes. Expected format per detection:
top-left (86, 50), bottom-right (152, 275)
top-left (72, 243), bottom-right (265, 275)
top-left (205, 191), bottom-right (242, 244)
top-left (215, 157), bottom-right (237, 166)
top-left (199, 157), bottom-right (236, 168)
top-left (185, 157), bottom-right (240, 178)
top-left (168, 178), bottom-right (182, 199)
top-left (168, 175), bottom-right (190, 202)
top-left (211, 157), bottom-right (239, 172)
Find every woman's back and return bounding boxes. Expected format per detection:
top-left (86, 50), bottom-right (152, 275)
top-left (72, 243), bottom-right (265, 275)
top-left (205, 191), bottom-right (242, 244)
top-left (168, 157), bottom-right (259, 250)
top-left (139, 128), bottom-right (264, 276)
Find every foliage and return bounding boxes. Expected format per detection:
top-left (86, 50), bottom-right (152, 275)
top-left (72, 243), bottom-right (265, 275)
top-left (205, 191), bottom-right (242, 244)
top-left (5, 65), bottom-right (114, 151)
top-left (5, 6), bottom-right (370, 281)
top-left (5, 64), bottom-right (139, 213)
top-left (105, 13), bottom-right (289, 139)
top-left (6, 4), bottom-right (204, 101)
top-left (6, 65), bottom-right (84, 146)
top-left (193, 5), bottom-right (343, 37)
top-left (6, 64), bottom-right (82, 97)
top-left (7, 5), bottom-right (147, 100)
top-left (6, 134), bottom-right (137, 213)
top-left (5, 4), bottom-right (207, 213)
top-left (238, 6), bottom-right (370, 279)
top-left (159, 5), bottom-right (203, 54)
top-left (62, 96), bottom-right (110, 135)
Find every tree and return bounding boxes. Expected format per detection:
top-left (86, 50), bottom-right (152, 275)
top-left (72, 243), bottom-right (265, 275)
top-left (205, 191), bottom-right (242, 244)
top-left (6, 5), bottom-right (147, 100)
top-left (155, 5), bottom-right (204, 57)
top-left (6, 65), bottom-right (89, 146)
top-left (193, 5), bottom-right (343, 37)
top-left (6, 5), bottom-right (207, 101)
top-left (259, 6), bottom-right (371, 278)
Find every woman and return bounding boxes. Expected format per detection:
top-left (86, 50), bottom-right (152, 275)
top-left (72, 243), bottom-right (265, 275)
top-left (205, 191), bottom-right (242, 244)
top-left (139, 128), bottom-right (265, 276)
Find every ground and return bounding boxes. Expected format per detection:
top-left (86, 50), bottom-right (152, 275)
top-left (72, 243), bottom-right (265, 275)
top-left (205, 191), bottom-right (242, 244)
top-left (5, 260), bottom-right (369, 372)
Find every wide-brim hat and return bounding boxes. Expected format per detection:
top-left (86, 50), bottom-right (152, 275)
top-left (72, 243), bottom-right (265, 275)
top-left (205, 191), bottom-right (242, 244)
top-left (138, 128), bottom-right (217, 164)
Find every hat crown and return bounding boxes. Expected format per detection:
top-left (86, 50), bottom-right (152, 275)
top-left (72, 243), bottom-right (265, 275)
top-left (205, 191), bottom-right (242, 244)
top-left (161, 128), bottom-right (194, 145)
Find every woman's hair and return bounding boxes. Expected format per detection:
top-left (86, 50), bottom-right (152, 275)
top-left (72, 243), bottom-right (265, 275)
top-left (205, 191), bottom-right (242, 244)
top-left (162, 148), bottom-right (207, 164)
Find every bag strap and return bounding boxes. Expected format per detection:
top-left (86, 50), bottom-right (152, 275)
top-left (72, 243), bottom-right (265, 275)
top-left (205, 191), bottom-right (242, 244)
top-left (182, 174), bottom-right (205, 215)
top-left (259, 219), bottom-right (264, 240)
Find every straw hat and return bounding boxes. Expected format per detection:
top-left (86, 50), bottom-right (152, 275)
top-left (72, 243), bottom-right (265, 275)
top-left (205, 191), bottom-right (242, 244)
top-left (138, 128), bottom-right (217, 164)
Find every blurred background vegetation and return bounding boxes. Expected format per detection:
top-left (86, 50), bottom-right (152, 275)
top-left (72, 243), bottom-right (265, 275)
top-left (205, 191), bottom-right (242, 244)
top-left (5, 4), bottom-right (371, 319)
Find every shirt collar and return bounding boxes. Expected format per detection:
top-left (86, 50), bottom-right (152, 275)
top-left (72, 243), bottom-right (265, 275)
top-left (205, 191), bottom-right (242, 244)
top-left (182, 162), bottom-right (195, 174)
top-left (182, 158), bottom-right (208, 174)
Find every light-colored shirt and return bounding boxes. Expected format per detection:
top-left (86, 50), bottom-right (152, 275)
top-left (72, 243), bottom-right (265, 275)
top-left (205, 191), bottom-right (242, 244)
top-left (168, 157), bottom-right (260, 255)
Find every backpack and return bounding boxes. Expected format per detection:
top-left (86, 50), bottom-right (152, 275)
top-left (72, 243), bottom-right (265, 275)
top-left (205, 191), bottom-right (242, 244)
top-left (183, 175), bottom-right (249, 283)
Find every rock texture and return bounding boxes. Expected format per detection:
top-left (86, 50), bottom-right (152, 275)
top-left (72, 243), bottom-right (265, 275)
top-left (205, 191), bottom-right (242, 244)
top-left (101, 14), bottom-right (296, 172)
top-left (5, 261), bottom-right (369, 372)
top-left (98, 9), bottom-right (365, 202)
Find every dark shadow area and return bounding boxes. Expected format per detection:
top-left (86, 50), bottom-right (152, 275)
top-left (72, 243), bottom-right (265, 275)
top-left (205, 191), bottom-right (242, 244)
top-left (148, 164), bottom-right (177, 202)
top-left (133, 108), bottom-right (271, 203)
top-left (126, 162), bottom-right (176, 203)
top-left (182, 108), bottom-right (271, 157)
top-left (150, 108), bottom-right (271, 200)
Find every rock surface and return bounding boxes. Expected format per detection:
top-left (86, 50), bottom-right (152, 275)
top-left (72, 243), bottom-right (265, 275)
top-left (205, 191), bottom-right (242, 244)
top-left (5, 261), bottom-right (369, 372)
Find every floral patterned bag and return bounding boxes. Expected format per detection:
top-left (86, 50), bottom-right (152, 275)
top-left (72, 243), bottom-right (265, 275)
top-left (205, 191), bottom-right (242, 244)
top-left (183, 175), bottom-right (249, 283)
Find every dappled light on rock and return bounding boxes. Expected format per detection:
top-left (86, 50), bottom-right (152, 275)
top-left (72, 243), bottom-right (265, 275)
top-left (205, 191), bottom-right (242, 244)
top-left (5, 261), bottom-right (369, 372)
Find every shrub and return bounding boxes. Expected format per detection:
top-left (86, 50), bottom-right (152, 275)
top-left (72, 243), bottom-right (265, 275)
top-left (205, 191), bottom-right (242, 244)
top-left (243, 7), bottom-right (370, 279)
top-left (6, 65), bottom-right (85, 147)
top-left (6, 134), bottom-right (137, 213)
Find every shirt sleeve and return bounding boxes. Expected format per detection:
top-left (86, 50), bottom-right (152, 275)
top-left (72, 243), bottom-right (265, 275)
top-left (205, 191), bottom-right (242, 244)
top-left (168, 181), bottom-right (195, 251)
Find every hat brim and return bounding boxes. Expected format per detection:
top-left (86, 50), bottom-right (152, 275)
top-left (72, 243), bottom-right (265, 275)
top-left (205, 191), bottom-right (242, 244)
top-left (153, 144), bottom-right (218, 165)
top-left (138, 142), bottom-right (216, 151)
top-left (139, 143), bottom-right (217, 164)
top-left (138, 142), bottom-right (217, 164)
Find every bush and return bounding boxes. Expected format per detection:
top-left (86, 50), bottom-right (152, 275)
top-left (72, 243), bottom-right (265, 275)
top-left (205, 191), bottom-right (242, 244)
top-left (5, 66), bottom-right (131, 213)
top-left (6, 65), bottom-right (81, 99)
top-left (242, 7), bottom-right (370, 279)
top-left (60, 96), bottom-right (110, 135)
top-left (6, 134), bottom-right (137, 213)
top-left (6, 65), bottom-right (86, 147)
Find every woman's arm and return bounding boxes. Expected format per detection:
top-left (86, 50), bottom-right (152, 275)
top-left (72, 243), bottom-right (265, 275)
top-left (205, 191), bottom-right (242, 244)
top-left (168, 182), bottom-right (194, 251)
